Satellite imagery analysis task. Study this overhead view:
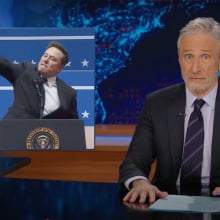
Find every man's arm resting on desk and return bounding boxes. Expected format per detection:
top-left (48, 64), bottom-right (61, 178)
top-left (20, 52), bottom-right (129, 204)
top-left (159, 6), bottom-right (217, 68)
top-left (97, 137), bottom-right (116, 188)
top-left (123, 177), bottom-right (168, 204)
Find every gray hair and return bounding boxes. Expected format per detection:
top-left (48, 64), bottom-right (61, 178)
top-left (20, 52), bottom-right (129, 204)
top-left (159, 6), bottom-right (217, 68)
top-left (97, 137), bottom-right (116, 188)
top-left (177, 17), bottom-right (220, 49)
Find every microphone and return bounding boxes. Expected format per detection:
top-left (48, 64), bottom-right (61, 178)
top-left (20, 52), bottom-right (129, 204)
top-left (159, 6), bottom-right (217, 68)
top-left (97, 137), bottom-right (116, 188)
top-left (32, 78), bottom-right (42, 97)
top-left (32, 77), bottom-right (44, 119)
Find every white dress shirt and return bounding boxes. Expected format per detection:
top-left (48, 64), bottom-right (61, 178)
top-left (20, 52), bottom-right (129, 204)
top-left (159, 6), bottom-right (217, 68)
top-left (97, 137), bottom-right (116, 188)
top-left (43, 76), bottom-right (60, 116)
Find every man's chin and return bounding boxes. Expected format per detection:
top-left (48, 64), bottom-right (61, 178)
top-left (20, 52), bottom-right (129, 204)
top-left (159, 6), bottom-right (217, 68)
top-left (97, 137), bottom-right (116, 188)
top-left (188, 85), bottom-right (208, 97)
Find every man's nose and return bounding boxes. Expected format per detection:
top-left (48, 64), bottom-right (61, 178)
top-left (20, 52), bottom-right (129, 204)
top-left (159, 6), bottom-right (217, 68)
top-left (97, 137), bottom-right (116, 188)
top-left (44, 58), bottom-right (49, 63)
top-left (43, 56), bottom-right (49, 62)
top-left (191, 59), bottom-right (201, 73)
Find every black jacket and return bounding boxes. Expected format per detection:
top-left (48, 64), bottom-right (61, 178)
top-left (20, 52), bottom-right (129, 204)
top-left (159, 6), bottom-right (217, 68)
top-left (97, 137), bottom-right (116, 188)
top-left (0, 58), bottom-right (78, 119)
top-left (119, 81), bottom-right (220, 193)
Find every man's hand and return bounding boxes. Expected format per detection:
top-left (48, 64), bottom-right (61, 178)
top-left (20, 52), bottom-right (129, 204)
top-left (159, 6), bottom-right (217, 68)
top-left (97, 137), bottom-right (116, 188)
top-left (123, 179), bottom-right (168, 204)
top-left (212, 187), bottom-right (220, 196)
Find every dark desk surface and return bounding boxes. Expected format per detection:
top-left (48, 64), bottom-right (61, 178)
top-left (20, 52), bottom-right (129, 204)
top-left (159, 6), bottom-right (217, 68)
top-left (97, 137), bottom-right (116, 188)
top-left (1, 177), bottom-right (220, 220)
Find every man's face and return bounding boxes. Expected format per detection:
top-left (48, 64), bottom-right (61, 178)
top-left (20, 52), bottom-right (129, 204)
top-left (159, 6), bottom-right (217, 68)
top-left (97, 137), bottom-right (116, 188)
top-left (178, 32), bottom-right (220, 98)
top-left (38, 47), bottom-right (64, 78)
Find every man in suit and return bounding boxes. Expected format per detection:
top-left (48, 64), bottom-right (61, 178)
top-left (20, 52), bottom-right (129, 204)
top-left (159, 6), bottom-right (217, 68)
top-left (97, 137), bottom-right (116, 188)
top-left (0, 41), bottom-right (78, 119)
top-left (119, 17), bottom-right (220, 204)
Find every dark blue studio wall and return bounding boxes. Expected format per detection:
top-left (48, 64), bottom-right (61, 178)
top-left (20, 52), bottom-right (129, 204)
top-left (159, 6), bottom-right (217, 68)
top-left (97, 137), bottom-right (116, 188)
top-left (1, 0), bottom-right (220, 124)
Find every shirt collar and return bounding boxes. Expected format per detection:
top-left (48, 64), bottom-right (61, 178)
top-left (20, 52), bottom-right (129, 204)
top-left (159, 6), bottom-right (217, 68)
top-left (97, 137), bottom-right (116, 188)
top-left (46, 76), bottom-right (57, 87)
top-left (185, 83), bottom-right (218, 111)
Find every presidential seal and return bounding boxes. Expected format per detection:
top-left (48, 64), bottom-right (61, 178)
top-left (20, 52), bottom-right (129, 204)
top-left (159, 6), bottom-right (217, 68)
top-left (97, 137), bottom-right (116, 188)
top-left (26, 127), bottom-right (60, 150)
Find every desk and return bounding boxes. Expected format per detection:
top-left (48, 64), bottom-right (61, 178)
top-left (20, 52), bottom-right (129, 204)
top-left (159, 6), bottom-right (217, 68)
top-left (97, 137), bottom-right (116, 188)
top-left (2, 150), bottom-right (127, 182)
top-left (1, 177), bottom-right (220, 220)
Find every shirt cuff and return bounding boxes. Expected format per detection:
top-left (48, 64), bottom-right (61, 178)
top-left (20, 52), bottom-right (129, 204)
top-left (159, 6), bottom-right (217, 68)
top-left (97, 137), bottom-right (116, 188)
top-left (124, 176), bottom-right (148, 190)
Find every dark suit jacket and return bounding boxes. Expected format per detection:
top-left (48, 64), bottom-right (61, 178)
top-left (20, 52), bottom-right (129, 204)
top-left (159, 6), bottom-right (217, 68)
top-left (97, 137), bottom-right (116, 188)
top-left (0, 58), bottom-right (78, 119)
top-left (119, 80), bottom-right (220, 193)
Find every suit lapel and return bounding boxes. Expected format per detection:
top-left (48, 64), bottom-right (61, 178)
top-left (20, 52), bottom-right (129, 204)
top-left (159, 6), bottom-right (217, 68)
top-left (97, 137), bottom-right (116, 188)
top-left (56, 79), bottom-right (65, 108)
top-left (167, 85), bottom-right (186, 180)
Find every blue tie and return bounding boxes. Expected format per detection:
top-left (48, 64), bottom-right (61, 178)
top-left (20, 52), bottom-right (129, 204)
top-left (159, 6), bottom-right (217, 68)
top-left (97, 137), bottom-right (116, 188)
top-left (180, 99), bottom-right (205, 193)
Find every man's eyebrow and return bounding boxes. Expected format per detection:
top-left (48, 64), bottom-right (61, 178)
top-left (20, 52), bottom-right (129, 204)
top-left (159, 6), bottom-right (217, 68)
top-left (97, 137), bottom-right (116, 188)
top-left (44, 52), bottom-right (57, 59)
top-left (201, 49), bottom-right (212, 52)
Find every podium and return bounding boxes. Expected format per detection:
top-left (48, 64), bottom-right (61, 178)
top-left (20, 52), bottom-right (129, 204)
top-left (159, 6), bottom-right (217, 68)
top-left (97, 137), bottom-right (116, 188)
top-left (0, 119), bottom-right (86, 150)
top-left (0, 157), bottom-right (31, 176)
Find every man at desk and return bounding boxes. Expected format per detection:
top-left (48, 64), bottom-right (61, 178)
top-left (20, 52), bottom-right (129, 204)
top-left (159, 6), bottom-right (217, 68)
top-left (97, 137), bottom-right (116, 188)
top-left (0, 41), bottom-right (78, 119)
top-left (119, 17), bottom-right (220, 204)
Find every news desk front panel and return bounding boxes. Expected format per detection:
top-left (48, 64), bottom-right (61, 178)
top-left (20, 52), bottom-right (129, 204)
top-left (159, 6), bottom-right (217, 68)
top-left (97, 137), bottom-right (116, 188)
top-left (1, 177), bottom-right (218, 220)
